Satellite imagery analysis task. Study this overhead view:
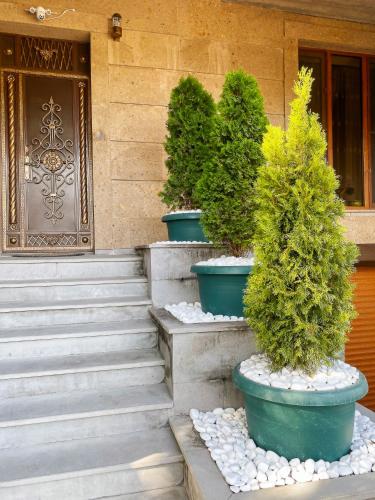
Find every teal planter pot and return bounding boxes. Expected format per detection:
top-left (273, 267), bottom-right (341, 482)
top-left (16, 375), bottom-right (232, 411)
top-left (190, 264), bottom-right (252, 317)
top-left (162, 212), bottom-right (208, 242)
top-left (233, 363), bottom-right (368, 461)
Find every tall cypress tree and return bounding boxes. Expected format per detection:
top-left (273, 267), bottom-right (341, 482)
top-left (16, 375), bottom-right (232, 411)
top-left (159, 76), bottom-right (215, 210)
top-left (245, 68), bottom-right (358, 374)
top-left (196, 70), bottom-right (268, 256)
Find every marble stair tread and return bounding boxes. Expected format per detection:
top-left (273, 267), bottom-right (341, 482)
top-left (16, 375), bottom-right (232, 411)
top-left (0, 427), bottom-right (182, 485)
top-left (0, 276), bottom-right (147, 287)
top-left (0, 295), bottom-right (152, 312)
top-left (0, 348), bottom-right (164, 378)
top-left (101, 486), bottom-right (188, 500)
top-left (0, 383), bottom-right (172, 426)
top-left (0, 254), bottom-right (141, 264)
top-left (0, 318), bottom-right (156, 341)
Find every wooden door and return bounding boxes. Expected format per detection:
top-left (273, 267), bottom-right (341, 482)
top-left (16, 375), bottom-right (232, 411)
top-left (346, 265), bottom-right (375, 409)
top-left (0, 34), bottom-right (93, 253)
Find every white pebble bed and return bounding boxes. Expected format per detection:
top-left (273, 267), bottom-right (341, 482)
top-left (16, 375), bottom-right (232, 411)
top-left (190, 407), bottom-right (375, 493)
top-left (195, 255), bottom-right (254, 266)
top-left (150, 240), bottom-right (212, 246)
top-left (240, 354), bottom-right (359, 391)
top-left (165, 302), bottom-right (244, 323)
top-left (166, 209), bottom-right (202, 215)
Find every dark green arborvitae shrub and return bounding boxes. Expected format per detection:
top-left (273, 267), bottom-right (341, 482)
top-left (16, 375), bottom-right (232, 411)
top-left (245, 68), bottom-right (359, 374)
top-left (159, 76), bottom-right (215, 211)
top-left (196, 70), bottom-right (268, 256)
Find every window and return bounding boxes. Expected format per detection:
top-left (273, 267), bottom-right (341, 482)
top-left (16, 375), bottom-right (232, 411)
top-left (299, 49), bottom-right (375, 209)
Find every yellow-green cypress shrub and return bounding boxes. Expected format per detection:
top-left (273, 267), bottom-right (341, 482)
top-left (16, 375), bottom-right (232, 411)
top-left (244, 68), bottom-right (358, 374)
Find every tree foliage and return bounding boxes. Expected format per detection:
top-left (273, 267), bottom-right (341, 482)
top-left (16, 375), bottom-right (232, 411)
top-left (159, 76), bottom-right (215, 210)
top-left (196, 70), bottom-right (268, 256)
top-left (244, 68), bottom-right (358, 374)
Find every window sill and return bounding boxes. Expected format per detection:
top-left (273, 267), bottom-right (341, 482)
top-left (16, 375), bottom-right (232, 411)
top-left (345, 209), bottom-right (375, 216)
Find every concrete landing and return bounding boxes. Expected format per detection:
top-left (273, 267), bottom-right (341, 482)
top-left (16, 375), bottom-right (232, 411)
top-left (171, 407), bottom-right (375, 500)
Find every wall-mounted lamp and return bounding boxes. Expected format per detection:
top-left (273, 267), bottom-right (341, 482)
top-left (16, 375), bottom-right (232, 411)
top-left (111, 13), bottom-right (122, 41)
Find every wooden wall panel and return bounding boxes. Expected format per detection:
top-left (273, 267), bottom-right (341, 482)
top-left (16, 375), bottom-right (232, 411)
top-left (346, 266), bottom-right (375, 410)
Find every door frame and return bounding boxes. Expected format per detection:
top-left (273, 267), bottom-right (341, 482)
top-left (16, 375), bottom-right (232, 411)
top-left (0, 33), bottom-right (94, 253)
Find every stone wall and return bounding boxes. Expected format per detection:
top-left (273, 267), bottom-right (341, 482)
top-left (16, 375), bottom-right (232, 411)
top-left (1, 0), bottom-right (375, 248)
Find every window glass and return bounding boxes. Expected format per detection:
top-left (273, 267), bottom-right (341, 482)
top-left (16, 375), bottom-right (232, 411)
top-left (299, 52), bottom-right (326, 128)
top-left (332, 55), bottom-right (363, 206)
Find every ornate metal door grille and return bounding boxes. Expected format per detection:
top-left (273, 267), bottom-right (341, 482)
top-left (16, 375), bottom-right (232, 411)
top-left (0, 33), bottom-right (89, 75)
top-left (20, 37), bottom-right (73, 72)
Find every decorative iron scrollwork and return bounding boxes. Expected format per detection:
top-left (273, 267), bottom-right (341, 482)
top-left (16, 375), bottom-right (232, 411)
top-left (21, 37), bottom-right (73, 71)
top-left (35, 47), bottom-right (58, 62)
top-left (28, 96), bottom-right (75, 224)
top-left (27, 233), bottom-right (77, 247)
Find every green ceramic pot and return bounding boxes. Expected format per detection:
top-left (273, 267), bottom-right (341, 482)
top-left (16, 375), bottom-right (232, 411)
top-left (190, 264), bottom-right (252, 317)
top-left (233, 363), bottom-right (368, 461)
top-left (162, 212), bottom-right (208, 242)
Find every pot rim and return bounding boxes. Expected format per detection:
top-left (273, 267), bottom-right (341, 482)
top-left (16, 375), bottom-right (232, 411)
top-left (233, 362), bottom-right (368, 407)
top-left (162, 212), bottom-right (202, 222)
top-left (191, 264), bottom-right (252, 275)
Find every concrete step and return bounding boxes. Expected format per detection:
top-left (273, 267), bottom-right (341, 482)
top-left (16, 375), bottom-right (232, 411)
top-left (0, 276), bottom-right (148, 302)
top-left (0, 296), bottom-right (152, 328)
top-left (0, 427), bottom-right (183, 500)
top-left (97, 486), bottom-right (188, 500)
top-left (0, 319), bottom-right (157, 358)
top-left (0, 383), bottom-right (172, 449)
top-left (0, 348), bottom-right (165, 397)
top-left (0, 254), bottom-right (143, 280)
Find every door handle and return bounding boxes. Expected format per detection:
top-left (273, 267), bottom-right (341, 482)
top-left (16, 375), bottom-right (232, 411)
top-left (25, 146), bottom-right (31, 181)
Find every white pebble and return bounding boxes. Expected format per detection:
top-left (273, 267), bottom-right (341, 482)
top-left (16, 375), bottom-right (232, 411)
top-left (266, 450), bottom-right (280, 463)
top-left (190, 409), bottom-right (199, 419)
top-left (244, 462), bottom-right (257, 479)
top-left (317, 470), bottom-right (330, 480)
top-left (285, 476), bottom-right (295, 485)
top-left (258, 461), bottom-right (269, 473)
top-left (260, 480), bottom-right (275, 489)
top-left (240, 483), bottom-right (251, 492)
top-left (256, 471), bottom-right (267, 483)
top-left (304, 458), bottom-right (315, 475)
top-left (290, 458), bottom-right (300, 467)
top-left (277, 465), bottom-right (291, 479)
top-left (339, 463), bottom-right (352, 476)
top-left (292, 466), bottom-right (312, 483)
top-left (327, 462), bottom-right (340, 478)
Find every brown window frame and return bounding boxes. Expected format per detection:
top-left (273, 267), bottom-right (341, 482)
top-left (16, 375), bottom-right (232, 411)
top-left (299, 48), bottom-right (374, 210)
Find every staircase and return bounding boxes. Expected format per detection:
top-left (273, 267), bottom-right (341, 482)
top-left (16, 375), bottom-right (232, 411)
top-left (0, 252), bottom-right (185, 500)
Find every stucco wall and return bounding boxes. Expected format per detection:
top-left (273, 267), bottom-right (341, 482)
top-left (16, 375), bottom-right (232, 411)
top-left (1, 0), bottom-right (375, 249)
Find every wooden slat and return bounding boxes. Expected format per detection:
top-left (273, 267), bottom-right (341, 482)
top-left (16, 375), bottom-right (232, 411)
top-left (346, 266), bottom-right (375, 410)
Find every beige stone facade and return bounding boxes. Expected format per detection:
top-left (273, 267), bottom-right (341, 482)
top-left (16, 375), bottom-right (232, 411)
top-left (1, 0), bottom-right (375, 249)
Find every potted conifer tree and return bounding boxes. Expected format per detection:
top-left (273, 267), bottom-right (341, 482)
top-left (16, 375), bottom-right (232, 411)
top-left (191, 70), bottom-right (268, 316)
top-left (234, 69), bottom-right (368, 461)
top-left (160, 76), bottom-right (215, 242)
